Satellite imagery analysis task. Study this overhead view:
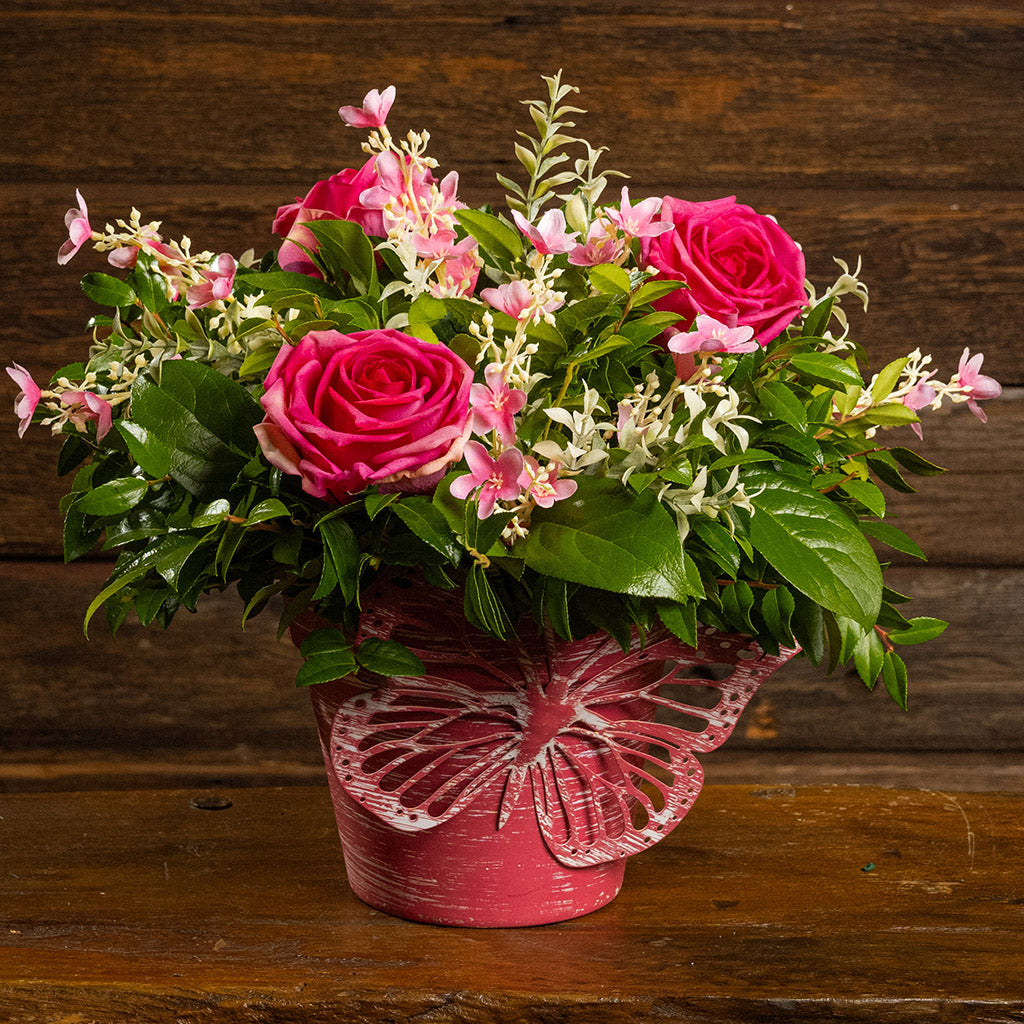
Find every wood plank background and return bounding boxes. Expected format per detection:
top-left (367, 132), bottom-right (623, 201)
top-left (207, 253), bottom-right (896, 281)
top-left (1, 1), bottom-right (1022, 793)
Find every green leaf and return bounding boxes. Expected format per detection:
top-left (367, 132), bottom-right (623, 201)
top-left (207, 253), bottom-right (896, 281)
top-left (365, 491), bottom-right (400, 520)
top-left (74, 477), bottom-right (148, 516)
top-left (57, 434), bottom-right (94, 476)
top-left (317, 515), bottom-right (360, 604)
top-left (859, 403), bottom-right (920, 427)
top-left (690, 517), bottom-right (742, 577)
top-left (788, 353), bottom-right (863, 390)
top-left (307, 219), bottom-right (379, 297)
top-left (881, 650), bottom-right (909, 709)
top-left (864, 451), bottom-right (916, 494)
top-left (870, 357), bottom-right (909, 405)
top-left (761, 585), bottom-right (796, 647)
top-left (840, 478), bottom-right (886, 518)
top-left (537, 577), bottom-right (574, 640)
top-left (192, 498), bottom-right (231, 527)
top-left (800, 297), bottom-right (834, 339)
top-left (116, 421), bottom-right (173, 479)
top-left (297, 628), bottom-right (359, 687)
top-left (82, 535), bottom-right (198, 634)
top-left (393, 496), bottom-right (461, 565)
top-left (759, 381), bottom-right (807, 429)
top-left (246, 498), bottom-right (292, 525)
top-left (889, 447), bottom-right (946, 477)
top-left (464, 563), bottom-right (512, 638)
top-left (519, 477), bottom-right (704, 602)
top-left (455, 209), bottom-right (523, 261)
top-left (861, 520), bottom-right (926, 560)
top-left (239, 270), bottom-right (340, 298)
top-left (888, 617), bottom-right (948, 646)
top-left (588, 264), bottom-right (631, 295)
top-left (657, 599), bottom-right (698, 647)
top-left (631, 280), bottom-right (686, 306)
top-left (130, 360), bottom-right (263, 497)
top-left (356, 638), bottom-right (426, 677)
top-left (852, 626), bottom-right (885, 688)
top-left (571, 333), bottom-right (632, 365)
top-left (81, 272), bottom-right (136, 308)
top-left (748, 477), bottom-right (883, 624)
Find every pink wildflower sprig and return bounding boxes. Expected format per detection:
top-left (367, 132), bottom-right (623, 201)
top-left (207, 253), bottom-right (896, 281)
top-left (953, 347), bottom-right (1001, 423)
top-left (518, 456), bottom-right (577, 509)
top-left (450, 441), bottom-right (526, 519)
top-left (603, 187), bottom-right (673, 241)
top-left (512, 209), bottom-right (578, 256)
top-left (186, 253), bottom-right (237, 310)
top-left (339, 86), bottom-right (396, 129)
top-left (6, 363), bottom-right (41, 438)
top-left (468, 364), bottom-right (527, 447)
top-left (57, 190), bottom-right (98, 265)
top-left (668, 316), bottom-right (760, 356)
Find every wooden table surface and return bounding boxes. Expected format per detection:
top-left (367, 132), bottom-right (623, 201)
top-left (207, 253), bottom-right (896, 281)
top-left (2, 784), bottom-right (1022, 1022)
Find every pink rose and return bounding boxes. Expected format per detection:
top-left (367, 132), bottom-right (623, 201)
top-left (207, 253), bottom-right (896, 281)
top-left (642, 196), bottom-right (807, 344)
top-left (255, 329), bottom-right (473, 502)
top-left (273, 157), bottom-right (386, 277)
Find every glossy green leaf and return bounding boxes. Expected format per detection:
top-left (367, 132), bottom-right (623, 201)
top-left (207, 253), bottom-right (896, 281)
top-left (861, 520), bottom-right (926, 560)
top-left (888, 617), bottom-right (948, 646)
top-left (393, 496), bottom-right (461, 564)
top-left (116, 421), bottom-right (173, 479)
top-left (356, 638), bottom-right (426, 677)
top-left (519, 477), bottom-right (704, 602)
top-left (788, 353), bottom-right (863, 390)
top-left (74, 477), bottom-right (148, 516)
top-left (81, 272), bottom-right (136, 308)
top-left (588, 264), bottom-right (631, 295)
top-left (296, 628), bottom-right (359, 687)
top-left (246, 498), bottom-right (291, 525)
top-left (130, 360), bottom-right (262, 496)
top-left (749, 477), bottom-right (882, 624)
top-left (455, 208), bottom-right (523, 261)
top-left (882, 650), bottom-right (909, 709)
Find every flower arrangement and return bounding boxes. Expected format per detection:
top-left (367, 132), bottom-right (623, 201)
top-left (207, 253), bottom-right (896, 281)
top-left (8, 74), bottom-right (999, 709)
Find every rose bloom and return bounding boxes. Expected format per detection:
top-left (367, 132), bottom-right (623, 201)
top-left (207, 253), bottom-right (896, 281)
top-left (642, 196), bottom-right (807, 344)
top-left (272, 157), bottom-right (386, 277)
top-left (255, 329), bottom-right (473, 502)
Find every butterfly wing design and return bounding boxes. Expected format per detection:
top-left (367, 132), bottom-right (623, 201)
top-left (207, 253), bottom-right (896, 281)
top-left (529, 630), bottom-right (797, 866)
top-left (329, 576), bottom-right (797, 863)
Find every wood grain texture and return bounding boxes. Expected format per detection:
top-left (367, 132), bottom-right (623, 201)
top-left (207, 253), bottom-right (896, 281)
top-left (1, 784), bottom-right (1022, 1021)
top-left (1, 3), bottom-right (1021, 796)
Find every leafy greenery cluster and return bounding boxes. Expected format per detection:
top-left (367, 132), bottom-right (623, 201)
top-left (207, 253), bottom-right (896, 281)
top-left (53, 200), bottom-right (947, 709)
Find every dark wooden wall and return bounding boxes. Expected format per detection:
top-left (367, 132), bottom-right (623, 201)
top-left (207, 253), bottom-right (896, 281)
top-left (2, 1), bottom-right (1022, 793)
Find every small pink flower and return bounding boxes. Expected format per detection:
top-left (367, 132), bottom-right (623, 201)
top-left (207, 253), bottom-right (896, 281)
top-left (57, 189), bottom-right (93, 266)
top-left (954, 347), bottom-right (1001, 423)
top-left (427, 236), bottom-right (482, 298)
top-left (468, 364), bottom-right (527, 446)
top-left (481, 279), bottom-right (562, 320)
top-left (668, 315), bottom-right (759, 355)
top-left (568, 220), bottom-right (624, 267)
top-left (480, 279), bottom-right (533, 319)
top-left (902, 373), bottom-right (937, 440)
top-left (605, 187), bottom-right (673, 239)
top-left (186, 253), bottom-right (237, 309)
top-left (338, 86), bottom-right (396, 129)
top-left (450, 441), bottom-right (525, 518)
top-left (512, 208), bottom-right (578, 256)
top-left (60, 390), bottom-right (113, 441)
top-left (6, 363), bottom-right (41, 438)
top-left (518, 456), bottom-right (576, 508)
